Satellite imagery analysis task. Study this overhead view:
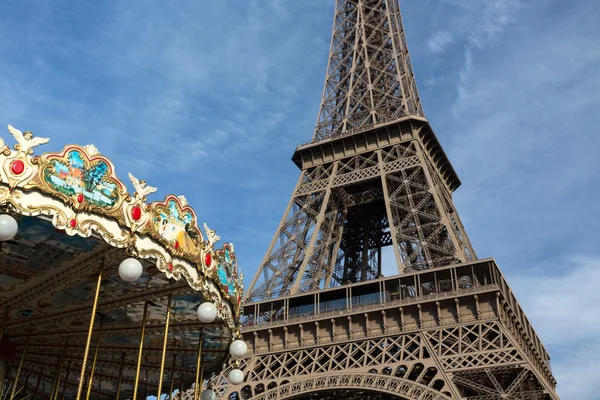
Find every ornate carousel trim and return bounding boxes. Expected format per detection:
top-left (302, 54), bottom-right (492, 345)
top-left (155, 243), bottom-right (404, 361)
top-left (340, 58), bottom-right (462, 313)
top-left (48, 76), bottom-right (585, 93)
top-left (0, 125), bottom-right (244, 326)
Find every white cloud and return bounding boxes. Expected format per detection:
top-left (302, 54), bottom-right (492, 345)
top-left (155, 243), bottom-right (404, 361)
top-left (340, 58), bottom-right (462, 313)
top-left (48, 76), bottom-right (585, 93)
top-left (427, 31), bottom-right (454, 54)
top-left (468, 0), bottom-right (522, 50)
top-left (0, 0), bottom-right (332, 177)
top-left (416, 2), bottom-right (600, 395)
top-left (442, 1), bottom-right (600, 262)
top-left (510, 256), bottom-right (600, 345)
top-left (0, 0), bottom-right (337, 291)
top-left (510, 256), bottom-right (600, 399)
top-left (550, 342), bottom-right (600, 400)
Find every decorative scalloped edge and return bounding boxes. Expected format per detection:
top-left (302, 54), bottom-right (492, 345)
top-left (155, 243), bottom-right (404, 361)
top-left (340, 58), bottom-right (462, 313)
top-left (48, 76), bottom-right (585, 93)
top-left (35, 144), bottom-right (129, 214)
top-left (214, 243), bottom-right (243, 315)
top-left (0, 127), bottom-right (244, 329)
top-left (148, 194), bottom-right (205, 258)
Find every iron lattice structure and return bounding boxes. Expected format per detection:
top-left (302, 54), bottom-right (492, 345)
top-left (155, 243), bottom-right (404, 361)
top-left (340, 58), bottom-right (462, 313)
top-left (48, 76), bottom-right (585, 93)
top-left (201, 0), bottom-right (559, 399)
top-left (209, 261), bottom-right (559, 400)
top-left (313, 0), bottom-right (424, 140)
top-left (246, 0), bottom-right (475, 302)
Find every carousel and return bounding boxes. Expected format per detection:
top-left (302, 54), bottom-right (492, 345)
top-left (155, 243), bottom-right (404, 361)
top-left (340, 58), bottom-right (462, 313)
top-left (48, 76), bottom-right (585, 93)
top-left (0, 125), bottom-right (247, 400)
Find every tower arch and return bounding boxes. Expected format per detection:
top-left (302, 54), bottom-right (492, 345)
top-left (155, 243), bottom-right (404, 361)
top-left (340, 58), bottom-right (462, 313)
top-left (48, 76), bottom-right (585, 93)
top-left (239, 373), bottom-right (452, 400)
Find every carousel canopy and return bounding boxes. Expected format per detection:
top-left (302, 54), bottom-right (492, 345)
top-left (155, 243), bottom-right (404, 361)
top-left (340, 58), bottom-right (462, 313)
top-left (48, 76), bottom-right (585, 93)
top-left (0, 125), bottom-right (244, 399)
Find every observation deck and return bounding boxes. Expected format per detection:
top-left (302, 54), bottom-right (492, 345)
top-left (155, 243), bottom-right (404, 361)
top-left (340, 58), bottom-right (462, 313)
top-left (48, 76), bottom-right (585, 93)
top-left (239, 258), bottom-right (556, 391)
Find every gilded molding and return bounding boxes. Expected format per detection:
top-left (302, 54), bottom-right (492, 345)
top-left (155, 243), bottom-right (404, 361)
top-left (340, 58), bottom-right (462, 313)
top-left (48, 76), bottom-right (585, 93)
top-left (0, 125), bottom-right (243, 329)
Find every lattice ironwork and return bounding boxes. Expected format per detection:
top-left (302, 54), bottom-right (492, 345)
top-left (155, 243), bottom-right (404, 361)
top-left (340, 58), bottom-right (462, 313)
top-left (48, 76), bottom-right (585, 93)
top-left (246, 141), bottom-right (475, 302)
top-left (453, 367), bottom-right (548, 400)
top-left (313, 0), bottom-right (424, 141)
top-left (210, 0), bottom-right (561, 399)
top-left (206, 320), bottom-right (555, 399)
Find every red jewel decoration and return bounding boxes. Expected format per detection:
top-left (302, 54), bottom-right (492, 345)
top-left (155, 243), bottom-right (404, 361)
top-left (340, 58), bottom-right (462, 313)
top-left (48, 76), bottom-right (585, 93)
top-left (77, 194), bottom-right (84, 203)
top-left (174, 241), bottom-right (179, 250)
top-left (11, 160), bottom-right (25, 175)
top-left (169, 263), bottom-right (173, 272)
top-left (205, 252), bottom-right (212, 267)
top-left (131, 206), bottom-right (142, 221)
top-left (69, 219), bottom-right (77, 228)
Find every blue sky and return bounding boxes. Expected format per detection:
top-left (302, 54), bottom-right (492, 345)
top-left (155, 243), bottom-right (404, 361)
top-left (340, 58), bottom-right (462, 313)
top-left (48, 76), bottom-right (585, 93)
top-left (1, 0), bottom-right (598, 398)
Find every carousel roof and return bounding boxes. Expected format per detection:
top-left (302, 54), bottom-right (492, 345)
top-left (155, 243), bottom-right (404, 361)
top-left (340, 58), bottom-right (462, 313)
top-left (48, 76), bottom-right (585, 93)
top-left (0, 125), bottom-right (244, 399)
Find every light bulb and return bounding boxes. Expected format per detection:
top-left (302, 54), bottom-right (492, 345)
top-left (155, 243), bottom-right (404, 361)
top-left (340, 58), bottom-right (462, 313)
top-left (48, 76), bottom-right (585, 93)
top-left (229, 339), bottom-right (248, 358)
top-left (228, 369), bottom-right (244, 385)
top-left (201, 389), bottom-right (216, 400)
top-left (118, 257), bottom-right (143, 282)
top-left (0, 214), bottom-right (18, 241)
top-left (197, 302), bottom-right (217, 323)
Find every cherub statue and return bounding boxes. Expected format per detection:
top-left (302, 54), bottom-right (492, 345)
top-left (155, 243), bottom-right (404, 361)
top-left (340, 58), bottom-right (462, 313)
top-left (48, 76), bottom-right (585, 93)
top-left (177, 195), bottom-right (188, 207)
top-left (204, 223), bottom-right (221, 248)
top-left (8, 125), bottom-right (50, 154)
top-left (83, 144), bottom-right (100, 156)
top-left (128, 173), bottom-right (157, 200)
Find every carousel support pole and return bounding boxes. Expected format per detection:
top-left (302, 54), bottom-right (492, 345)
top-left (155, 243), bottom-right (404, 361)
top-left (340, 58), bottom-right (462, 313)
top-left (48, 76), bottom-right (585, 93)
top-left (60, 360), bottom-right (72, 400)
top-left (86, 317), bottom-right (104, 400)
top-left (82, 374), bottom-right (89, 399)
top-left (168, 353), bottom-right (177, 399)
top-left (52, 341), bottom-right (68, 400)
top-left (157, 294), bottom-right (173, 399)
top-left (32, 371), bottom-right (42, 400)
top-left (53, 355), bottom-right (67, 400)
top-left (21, 372), bottom-right (30, 398)
top-left (193, 329), bottom-right (204, 400)
top-left (132, 300), bottom-right (149, 400)
top-left (9, 324), bottom-right (31, 400)
top-left (179, 377), bottom-right (184, 400)
top-left (75, 260), bottom-right (104, 400)
top-left (40, 378), bottom-right (46, 398)
top-left (50, 351), bottom-right (61, 399)
top-left (115, 352), bottom-right (126, 400)
top-left (0, 309), bottom-right (9, 397)
top-left (0, 368), bottom-right (4, 399)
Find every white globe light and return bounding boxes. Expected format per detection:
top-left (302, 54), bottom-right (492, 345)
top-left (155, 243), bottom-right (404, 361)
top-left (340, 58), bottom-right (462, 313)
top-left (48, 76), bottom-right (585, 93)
top-left (201, 389), bottom-right (216, 400)
top-left (197, 302), bottom-right (217, 323)
top-left (228, 369), bottom-right (244, 385)
top-left (118, 257), bottom-right (143, 282)
top-left (229, 339), bottom-right (248, 358)
top-left (0, 214), bottom-right (18, 241)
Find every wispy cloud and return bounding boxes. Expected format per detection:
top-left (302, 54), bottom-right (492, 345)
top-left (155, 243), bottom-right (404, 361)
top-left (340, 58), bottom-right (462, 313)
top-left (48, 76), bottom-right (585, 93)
top-left (467, 0), bottom-right (522, 50)
top-left (418, 1), bottom-right (600, 400)
top-left (511, 256), bottom-right (600, 347)
top-left (510, 255), bottom-right (600, 399)
top-left (427, 31), bottom-right (454, 54)
top-left (0, 0), bottom-right (331, 173)
top-left (443, 1), bottom-right (600, 268)
top-left (405, 0), bottom-right (599, 397)
top-left (0, 0), bottom-right (333, 263)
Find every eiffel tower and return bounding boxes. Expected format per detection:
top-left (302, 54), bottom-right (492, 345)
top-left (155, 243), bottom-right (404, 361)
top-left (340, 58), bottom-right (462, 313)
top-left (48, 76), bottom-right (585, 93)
top-left (205, 1), bottom-right (560, 399)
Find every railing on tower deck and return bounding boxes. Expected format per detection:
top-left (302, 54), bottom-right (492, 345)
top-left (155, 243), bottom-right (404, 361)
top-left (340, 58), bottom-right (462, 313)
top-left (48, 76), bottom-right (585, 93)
top-left (296, 125), bottom-right (365, 149)
top-left (240, 258), bottom-right (552, 373)
top-left (243, 285), bottom-right (497, 332)
top-left (296, 115), bottom-right (428, 150)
